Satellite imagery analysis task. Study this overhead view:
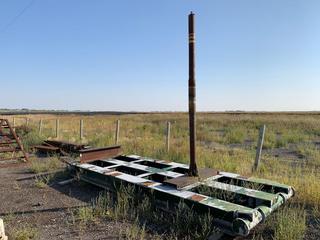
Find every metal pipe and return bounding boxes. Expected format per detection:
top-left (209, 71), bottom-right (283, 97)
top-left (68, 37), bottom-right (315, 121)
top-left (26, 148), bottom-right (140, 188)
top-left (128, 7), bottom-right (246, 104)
top-left (188, 12), bottom-right (198, 176)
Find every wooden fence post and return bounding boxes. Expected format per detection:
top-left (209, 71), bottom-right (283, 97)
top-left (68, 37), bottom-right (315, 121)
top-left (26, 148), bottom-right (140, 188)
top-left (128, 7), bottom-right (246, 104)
top-left (166, 121), bottom-right (171, 152)
top-left (115, 120), bottom-right (120, 144)
top-left (12, 117), bottom-right (15, 129)
top-left (39, 119), bottom-right (43, 135)
top-left (25, 118), bottom-right (29, 126)
top-left (253, 125), bottom-right (266, 172)
top-left (80, 119), bottom-right (84, 141)
top-left (56, 119), bottom-right (60, 139)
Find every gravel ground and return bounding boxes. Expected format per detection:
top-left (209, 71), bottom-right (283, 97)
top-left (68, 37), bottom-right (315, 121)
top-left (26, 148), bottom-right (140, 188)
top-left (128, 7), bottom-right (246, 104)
top-left (0, 159), bottom-right (150, 240)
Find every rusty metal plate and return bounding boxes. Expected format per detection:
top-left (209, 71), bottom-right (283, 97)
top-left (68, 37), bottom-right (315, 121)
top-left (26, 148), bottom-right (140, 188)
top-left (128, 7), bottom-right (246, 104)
top-left (164, 168), bottom-right (219, 189)
top-left (79, 145), bottom-right (122, 163)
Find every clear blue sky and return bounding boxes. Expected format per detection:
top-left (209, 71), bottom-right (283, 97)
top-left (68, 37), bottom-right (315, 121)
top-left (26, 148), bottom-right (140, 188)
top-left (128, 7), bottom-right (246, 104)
top-left (1, 0), bottom-right (319, 111)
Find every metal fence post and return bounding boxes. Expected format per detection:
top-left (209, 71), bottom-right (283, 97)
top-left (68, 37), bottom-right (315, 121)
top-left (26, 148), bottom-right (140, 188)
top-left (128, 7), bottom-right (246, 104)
top-left (12, 117), bottom-right (15, 129)
top-left (115, 120), bottom-right (120, 144)
top-left (56, 119), bottom-right (60, 139)
top-left (39, 119), bottom-right (43, 135)
top-left (253, 125), bottom-right (266, 172)
top-left (80, 119), bottom-right (84, 141)
top-left (166, 121), bottom-right (171, 152)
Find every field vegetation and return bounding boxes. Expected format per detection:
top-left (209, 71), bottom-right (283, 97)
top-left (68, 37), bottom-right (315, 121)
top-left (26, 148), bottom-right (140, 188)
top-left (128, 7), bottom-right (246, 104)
top-left (4, 112), bottom-right (320, 239)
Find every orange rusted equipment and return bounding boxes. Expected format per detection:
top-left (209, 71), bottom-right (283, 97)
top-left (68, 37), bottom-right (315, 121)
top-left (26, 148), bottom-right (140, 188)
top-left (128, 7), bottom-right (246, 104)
top-left (0, 118), bottom-right (29, 163)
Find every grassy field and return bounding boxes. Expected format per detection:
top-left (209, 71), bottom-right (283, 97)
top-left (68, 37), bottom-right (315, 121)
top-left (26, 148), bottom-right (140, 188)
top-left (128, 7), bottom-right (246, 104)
top-left (4, 112), bottom-right (320, 239)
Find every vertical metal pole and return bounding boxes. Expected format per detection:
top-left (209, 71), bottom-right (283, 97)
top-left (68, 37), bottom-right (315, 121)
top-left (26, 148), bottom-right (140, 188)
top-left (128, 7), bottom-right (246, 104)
top-left (166, 121), bottom-right (171, 152)
top-left (56, 119), bottom-right (59, 139)
top-left (80, 119), bottom-right (84, 141)
top-left (39, 119), bottom-right (43, 135)
top-left (188, 12), bottom-right (198, 176)
top-left (253, 125), bottom-right (266, 172)
top-left (115, 120), bottom-right (120, 145)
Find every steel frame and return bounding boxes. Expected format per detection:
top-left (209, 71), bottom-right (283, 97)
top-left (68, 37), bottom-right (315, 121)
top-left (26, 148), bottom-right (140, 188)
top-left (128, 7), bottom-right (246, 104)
top-left (71, 154), bottom-right (294, 236)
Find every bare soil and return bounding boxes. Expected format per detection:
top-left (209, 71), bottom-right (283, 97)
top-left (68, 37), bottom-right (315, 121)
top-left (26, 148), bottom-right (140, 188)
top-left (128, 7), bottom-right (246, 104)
top-left (0, 158), bottom-right (149, 240)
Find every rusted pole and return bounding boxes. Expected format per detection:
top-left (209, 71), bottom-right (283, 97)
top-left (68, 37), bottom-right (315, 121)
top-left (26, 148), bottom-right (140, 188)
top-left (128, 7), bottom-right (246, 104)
top-left (115, 120), bottom-right (120, 144)
top-left (80, 119), bottom-right (84, 141)
top-left (188, 12), bottom-right (198, 176)
top-left (166, 121), bottom-right (171, 152)
top-left (253, 125), bottom-right (266, 172)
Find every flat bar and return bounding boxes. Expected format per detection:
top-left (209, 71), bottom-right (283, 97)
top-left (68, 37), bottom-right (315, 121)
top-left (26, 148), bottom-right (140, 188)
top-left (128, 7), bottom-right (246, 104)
top-left (0, 147), bottom-right (18, 153)
top-left (34, 145), bottom-right (60, 151)
top-left (201, 181), bottom-right (281, 208)
top-left (164, 168), bottom-right (219, 189)
top-left (0, 141), bottom-right (17, 145)
top-left (45, 140), bottom-right (86, 152)
top-left (215, 175), bottom-right (293, 195)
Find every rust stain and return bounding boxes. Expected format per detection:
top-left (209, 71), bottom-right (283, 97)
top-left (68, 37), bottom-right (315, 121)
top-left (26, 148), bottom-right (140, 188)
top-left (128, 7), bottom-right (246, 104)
top-left (109, 171), bottom-right (122, 176)
top-left (189, 194), bottom-right (206, 202)
top-left (141, 181), bottom-right (156, 187)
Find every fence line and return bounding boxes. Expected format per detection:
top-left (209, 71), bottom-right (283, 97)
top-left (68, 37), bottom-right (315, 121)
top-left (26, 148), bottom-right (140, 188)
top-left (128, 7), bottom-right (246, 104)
top-left (5, 117), bottom-right (316, 172)
top-left (166, 121), bottom-right (171, 152)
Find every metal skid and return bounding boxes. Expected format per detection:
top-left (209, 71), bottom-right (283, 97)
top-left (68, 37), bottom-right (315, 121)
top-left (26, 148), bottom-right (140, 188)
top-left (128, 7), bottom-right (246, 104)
top-left (71, 155), bottom-right (294, 237)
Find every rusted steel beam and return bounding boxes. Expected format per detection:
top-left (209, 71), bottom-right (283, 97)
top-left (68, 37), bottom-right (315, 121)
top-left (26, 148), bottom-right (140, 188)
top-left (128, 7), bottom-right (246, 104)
top-left (34, 145), bottom-right (59, 151)
top-left (0, 141), bottom-right (17, 145)
top-left (79, 145), bottom-right (122, 163)
top-left (33, 145), bottom-right (60, 155)
top-left (44, 140), bottom-right (86, 153)
top-left (0, 147), bottom-right (19, 153)
top-left (188, 12), bottom-right (198, 176)
top-left (0, 161), bottom-right (28, 168)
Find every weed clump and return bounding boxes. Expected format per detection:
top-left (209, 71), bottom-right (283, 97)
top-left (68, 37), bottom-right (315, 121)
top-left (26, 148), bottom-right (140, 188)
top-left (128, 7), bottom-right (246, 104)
top-left (18, 126), bottom-right (45, 152)
top-left (11, 226), bottom-right (38, 240)
top-left (73, 185), bottom-right (219, 240)
top-left (269, 205), bottom-right (306, 240)
top-left (29, 156), bottom-right (61, 173)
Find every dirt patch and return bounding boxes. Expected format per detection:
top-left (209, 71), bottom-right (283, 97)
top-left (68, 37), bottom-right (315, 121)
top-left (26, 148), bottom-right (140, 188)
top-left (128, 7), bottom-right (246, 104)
top-left (0, 158), bottom-right (153, 240)
top-left (264, 148), bottom-right (304, 160)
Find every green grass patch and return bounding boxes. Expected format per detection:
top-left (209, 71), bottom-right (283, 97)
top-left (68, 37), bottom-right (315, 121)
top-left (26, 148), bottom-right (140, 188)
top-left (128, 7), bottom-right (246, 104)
top-left (270, 205), bottom-right (306, 240)
top-left (29, 156), bottom-right (61, 174)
